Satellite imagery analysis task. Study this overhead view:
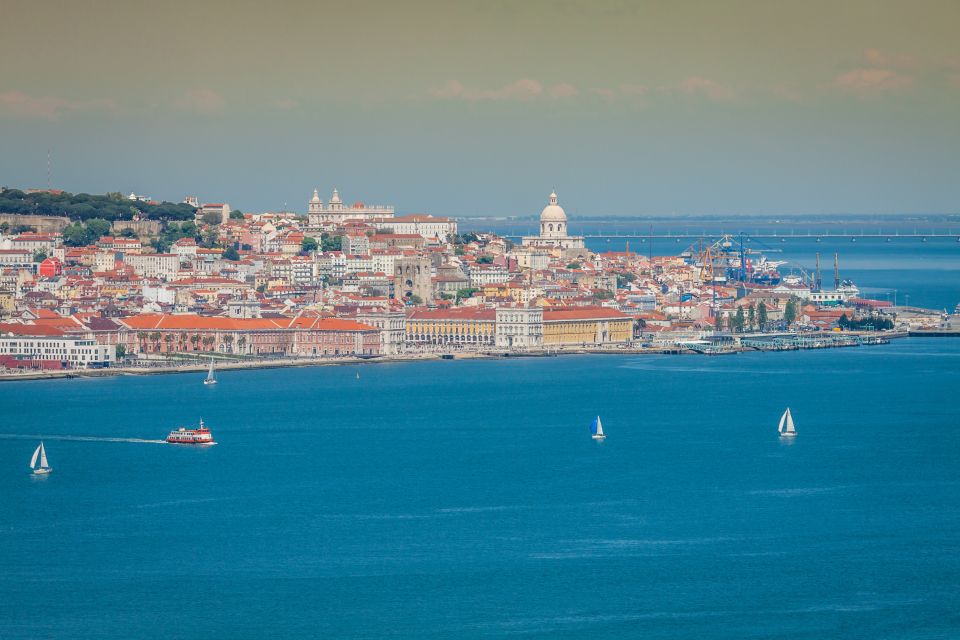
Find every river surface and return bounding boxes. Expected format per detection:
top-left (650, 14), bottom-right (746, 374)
top-left (2, 339), bottom-right (959, 638)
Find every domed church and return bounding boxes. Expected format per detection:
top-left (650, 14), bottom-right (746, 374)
top-left (521, 191), bottom-right (585, 250)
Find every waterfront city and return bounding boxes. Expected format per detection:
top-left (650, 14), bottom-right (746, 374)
top-left (3, 2), bottom-right (960, 638)
top-left (1, 186), bottom-right (956, 378)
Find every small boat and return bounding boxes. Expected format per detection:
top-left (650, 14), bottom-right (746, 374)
top-left (356, 371), bottom-right (360, 380)
top-left (30, 442), bottom-right (52, 474)
top-left (778, 408), bottom-right (796, 438)
top-left (591, 415), bottom-right (606, 440)
top-left (167, 418), bottom-right (216, 445)
top-left (203, 359), bottom-right (217, 385)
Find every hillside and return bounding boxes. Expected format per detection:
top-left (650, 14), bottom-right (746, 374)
top-left (0, 188), bottom-right (195, 222)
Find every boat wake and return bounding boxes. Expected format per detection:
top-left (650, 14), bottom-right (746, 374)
top-left (0, 433), bottom-right (167, 444)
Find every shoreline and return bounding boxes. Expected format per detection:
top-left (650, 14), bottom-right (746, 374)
top-left (0, 331), bottom-right (912, 381)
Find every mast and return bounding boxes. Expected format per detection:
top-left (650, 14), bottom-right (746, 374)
top-left (815, 253), bottom-right (822, 291)
top-left (834, 253), bottom-right (840, 290)
top-left (39, 443), bottom-right (48, 468)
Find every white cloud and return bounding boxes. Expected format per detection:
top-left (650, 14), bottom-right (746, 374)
top-left (430, 79), bottom-right (578, 102)
top-left (832, 68), bottom-right (913, 95)
top-left (174, 87), bottom-right (225, 113)
top-left (0, 89), bottom-right (117, 119)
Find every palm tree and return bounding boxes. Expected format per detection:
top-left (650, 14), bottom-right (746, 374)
top-left (136, 332), bottom-right (147, 352)
top-left (190, 333), bottom-right (200, 350)
top-left (163, 334), bottom-right (174, 353)
top-left (237, 335), bottom-right (247, 354)
top-left (223, 335), bottom-right (234, 354)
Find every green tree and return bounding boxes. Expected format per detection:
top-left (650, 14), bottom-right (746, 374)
top-left (455, 287), bottom-right (479, 300)
top-left (85, 218), bottom-right (111, 240)
top-left (119, 227), bottom-right (138, 238)
top-left (32, 249), bottom-right (48, 262)
top-left (593, 290), bottom-right (614, 300)
top-left (223, 246), bottom-right (240, 261)
top-left (115, 344), bottom-right (126, 360)
top-left (320, 234), bottom-right (342, 252)
top-left (201, 211), bottom-right (222, 226)
top-left (784, 299), bottom-right (797, 326)
top-left (301, 236), bottom-right (319, 253)
top-left (747, 303), bottom-right (756, 331)
top-left (229, 210), bottom-right (245, 220)
top-left (734, 307), bottom-right (746, 333)
top-left (838, 313), bottom-right (849, 329)
top-left (407, 294), bottom-right (423, 305)
top-left (476, 255), bottom-right (494, 265)
top-left (757, 302), bottom-right (768, 331)
top-left (566, 262), bottom-right (581, 270)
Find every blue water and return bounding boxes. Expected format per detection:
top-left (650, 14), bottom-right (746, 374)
top-left (2, 339), bottom-right (960, 638)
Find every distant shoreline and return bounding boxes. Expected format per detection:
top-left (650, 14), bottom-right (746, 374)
top-left (0, 332), bottom-right (916, 382)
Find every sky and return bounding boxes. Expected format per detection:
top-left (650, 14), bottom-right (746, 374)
top-left (1, 0), bottom-right (959, 217)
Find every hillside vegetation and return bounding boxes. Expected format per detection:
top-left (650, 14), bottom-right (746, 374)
top-left (0, 188), bottom-right (195, 222)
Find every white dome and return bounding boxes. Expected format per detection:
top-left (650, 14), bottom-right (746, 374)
top-left (539, 191), bottom-right (567, 223)
top-left (310, 189), bottom-right (321, 204)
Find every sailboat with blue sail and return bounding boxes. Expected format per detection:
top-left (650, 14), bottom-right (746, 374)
top-left (591, 416), bottom-right (606, 440)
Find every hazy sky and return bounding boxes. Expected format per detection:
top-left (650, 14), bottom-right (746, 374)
top-left (1, 0), bottom-right (958, 217)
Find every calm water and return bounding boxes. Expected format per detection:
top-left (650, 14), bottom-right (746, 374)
top-left (2, 340), bottom-right (960, 638)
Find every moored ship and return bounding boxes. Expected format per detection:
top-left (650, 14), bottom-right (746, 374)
top-left (167, 418), bottom-right (216, 445)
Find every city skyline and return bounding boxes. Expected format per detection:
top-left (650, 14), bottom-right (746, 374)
top-left (2, 0), bottom-right (959, 216)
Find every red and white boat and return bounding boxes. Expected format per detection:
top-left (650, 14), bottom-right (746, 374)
top-left (167, 418), bottom-right (216, 445)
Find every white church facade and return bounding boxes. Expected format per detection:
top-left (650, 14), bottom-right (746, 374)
top-left (307, 188), bottom-right (395, 227)
top-left (521, 191), bottom-right (585, 250)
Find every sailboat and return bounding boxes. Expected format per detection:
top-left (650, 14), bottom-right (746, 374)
top-left (591, 416), bottom-right (606, 440)
top-left (30, 442), bottom-right (52, 475)
top-left (778, 407), bottom-right (796, 437)
top-left (203, 359), bottom-right (217, 385)
top-left (356, 371), bottom-right (360, 380)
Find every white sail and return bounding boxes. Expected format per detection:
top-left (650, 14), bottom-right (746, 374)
top-left (30, 444), bottom-right (41, 469)
top-left (778, 408), bottom-right (796, 435)
top-left (39, 442), bottom-right (48, 468)
top-left (595, 416), bottom-right (604, 437)
top-left (207, 360), bottom-right (216, 381)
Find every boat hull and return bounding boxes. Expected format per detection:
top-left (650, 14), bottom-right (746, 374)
top-left (32, 467), bottom-right (52, 474)
top-left (779, 433), bottom-right (797, 438)
top-left (592, 435), bottom-right (606, 440)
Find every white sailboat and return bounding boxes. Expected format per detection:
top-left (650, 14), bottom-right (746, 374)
top-left (778, 407), bottom-right (796, 437)
top-left (203, 359), bottom-right (217, 385)
top-left (591, 415), bottom-right (606, 440)
top-left (30, 442), bottom-right (52, 475)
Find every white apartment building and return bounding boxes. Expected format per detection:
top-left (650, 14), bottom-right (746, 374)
top-left (0, 333), bottom-right (115, 368)
top-left (124, 253), bottom-right (180, 280)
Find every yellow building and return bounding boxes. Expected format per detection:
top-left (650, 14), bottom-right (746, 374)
top-left (543, 307), bottom-right (632, 346)
top-left (407, 308), bottom-right (496, 348)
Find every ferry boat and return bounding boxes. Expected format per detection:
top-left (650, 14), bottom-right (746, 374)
top-left (166, 418), bottom-right (216, 445)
